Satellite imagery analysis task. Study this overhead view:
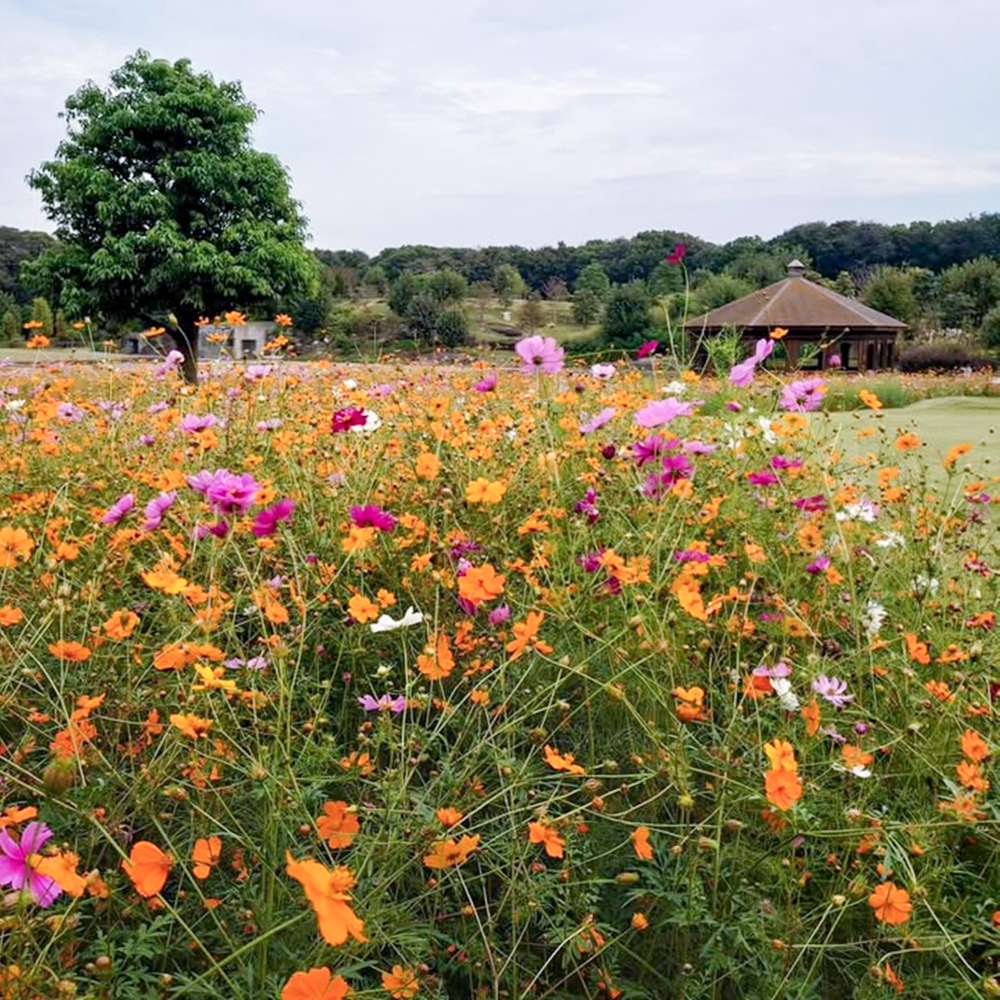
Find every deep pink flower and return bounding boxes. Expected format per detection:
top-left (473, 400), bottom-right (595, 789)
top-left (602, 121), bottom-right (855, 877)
top-left (573, 486), bottom-right (600, 524)
top-left (350, 504), bottom-right (396, 532)
top-left (633, 435), bottom-right (678, 466)
top-left (331, 408), bottom-right (368, 433)
top-left (0, 821), bottom-right (60, 907)
top-left (636, 340), bottom-right (659, 359)
top-left (666, 243), bottom-right (686, 264)
top-left (102, 493), bottom-right (135, 525)
top-left (515, 335), bottom-right (565, 375)
top-left (253, 498), bottom-right (296, 537)
top-left (474, 373), bottom-right (498, 392)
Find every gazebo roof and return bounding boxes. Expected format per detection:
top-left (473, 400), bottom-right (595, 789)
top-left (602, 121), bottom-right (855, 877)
top-left (686, 262), bottom-right (907, 332)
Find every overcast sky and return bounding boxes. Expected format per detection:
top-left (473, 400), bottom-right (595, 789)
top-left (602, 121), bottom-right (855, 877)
top-left (2, 0), bottom-right (998, 254)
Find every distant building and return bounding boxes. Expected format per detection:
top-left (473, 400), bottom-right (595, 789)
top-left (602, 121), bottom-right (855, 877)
top-left (686, 260), bottom-right (907, 371)
top-left (198, 322), bottom-right (273, 359)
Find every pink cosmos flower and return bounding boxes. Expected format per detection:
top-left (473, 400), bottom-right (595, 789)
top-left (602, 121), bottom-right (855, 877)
top-left (634, 397), bottom-right (699, 428)
top-left (142, 491), bottom-right (177, 531)
top-left (812, 674), bottom-right (854, 708)
top-left (188, 469), bottom-right (261, 515)
top-left (358, 693), bottom-right (407, 713)
top-left (636, 340), bottom-right (659, 359)
top-left (579, 407), bottom-right (617, 434)
top-left (780, 378), bottom-right (827, 413)
top-left (102, 493), bottom-right (135, 525)
top-left (515, 335), bottom-right (565, 374)
top-left (180, 413), bottom-right (219, 433)
top-left (0, 821), bottom-right (61, 907)
top-left (474, 373), bottom-right (498, 392)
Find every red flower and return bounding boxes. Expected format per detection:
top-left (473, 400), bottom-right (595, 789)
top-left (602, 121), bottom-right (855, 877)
top-left (666, 243), bottom-right (686, 264)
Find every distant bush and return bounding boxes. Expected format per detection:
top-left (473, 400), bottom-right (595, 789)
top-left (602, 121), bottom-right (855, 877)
top-left (897, 343), bottom-right (997, 371)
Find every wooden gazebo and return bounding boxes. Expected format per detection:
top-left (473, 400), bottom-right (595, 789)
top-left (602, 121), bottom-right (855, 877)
top-left (685, 260), bottom-right (906, 371)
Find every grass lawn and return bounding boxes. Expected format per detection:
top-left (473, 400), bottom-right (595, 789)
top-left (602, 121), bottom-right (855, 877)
top-left (819, 396), bottom-right (1000, 487)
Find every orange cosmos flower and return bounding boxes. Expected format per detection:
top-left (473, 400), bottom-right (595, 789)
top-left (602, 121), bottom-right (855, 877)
top-left (280, 967), bottom-right (350, 1000)
top-left (841, 744), bottom-right (873, 769)
top-left (465, 478), bottom-right (506, 504)
top-left (422, 834), bottom-right (481, 869)
top-left (764, 768), bottom-right (802, 811)
top-left (168, 713), bottom-right (214, 739)
top-left (347, 593), bottom-right (380, 623)
top-left (224, 310), bottom-right (246, 326)
top-left (894, 432), bottom-right (921, 451)
top-left (903, 632), bottom-right (930, 665)
top-left (868, 881), bottom-right (912, 924)
top-left (961, 728), bottom-right (989, 763)
top-left (0, 605), bottom-right (23, 626)
top-left (274, 314), bottom-right (294, 327)
top-left (883, 962), bottom-right (904, 995)
top-left (0, 527), bottom-right (35, 567)
top-left (801, 698), bottom-right (820, 736)
top-left (763, 739), bottom-right (798, 773)
top-left (858, 389), bottom-right (883, 410)
top-left (631, 826), bottom-right (653, 860)
top-left (435, 807), bottom-right (463, 827)
top-left (284, 854), bottom-right (366, 946)
top-left (457, 562), bottom-right (506, 606)
top-left (33, 851), bottom-right (87, 897)
top-left (528, 820), bottom-right (566, 859)
top-left (316, 801), bottom-right (360, 848)
top-left (672, 685), bottom-right (707, 722)
top-left (414, 452), bottom-right (441, 480)
top-left (191, 836), bottom-right (222, 879)
top-left (0, 805), bottom-right (37, 829)
top-left (544, 744), bottom-right (585, 775)
top-left (417, 632), bottom-right (456, 680)
top-left (381, 965), bottom-right (419, 999)
top-left (943, 443), bottom-right (973, 468)
top-left (631, 912), bottom-right (649, 930)
top-left (103, 609), bottom-right (139, 640)
top-left (956, 760), bottom-right (989, 793)
top-left (505, 611), bottom-right (552, 660)
top-left (122, 841), bottom-right (173, 897)
top-left (769, 327), bottom-right (788, 340)
top-left (47, 640), bottom-right (91, 662)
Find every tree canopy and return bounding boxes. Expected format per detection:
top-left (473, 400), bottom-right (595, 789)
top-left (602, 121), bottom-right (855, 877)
top-left (25, 50), bottom-right (317, 380)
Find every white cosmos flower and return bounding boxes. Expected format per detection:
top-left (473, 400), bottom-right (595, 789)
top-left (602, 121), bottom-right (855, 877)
top-left (369, 606), bottom-right (424, 633)
top-left (771, 677), bottom-right (800, 711)
top-left (351, 410), bottom-right (382, 435)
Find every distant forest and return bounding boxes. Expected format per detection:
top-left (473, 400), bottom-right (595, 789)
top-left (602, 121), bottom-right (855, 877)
top-left (313, 213), bottom-right (1000, 291)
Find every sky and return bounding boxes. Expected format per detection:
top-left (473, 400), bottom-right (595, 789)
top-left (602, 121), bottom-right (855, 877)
top-left (2, 0), bottom-right (999, 255)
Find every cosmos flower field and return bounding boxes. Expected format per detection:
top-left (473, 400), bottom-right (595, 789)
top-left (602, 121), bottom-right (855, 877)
top-left (0, 338), bottom-right (997, 999)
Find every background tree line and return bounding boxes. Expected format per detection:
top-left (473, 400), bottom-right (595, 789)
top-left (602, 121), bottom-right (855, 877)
top-left (7, 212), bottom-right (1000, 350)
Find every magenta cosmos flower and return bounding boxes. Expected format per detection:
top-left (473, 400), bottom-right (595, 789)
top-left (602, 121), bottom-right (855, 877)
top-left (0, 821), bottom-right (61, 907)
top-left (331, 407), bottom-right (368, 433)
top-left (349, 504), bottom-right (396, 532)
top-left (142, 491), bottom-right (177, 531)
top-left (253, 497), bottom-right (296, 537)
top-left (515, 335), bottom-right (564, 374)
top-left (358, 693), bottom-right (406, 713)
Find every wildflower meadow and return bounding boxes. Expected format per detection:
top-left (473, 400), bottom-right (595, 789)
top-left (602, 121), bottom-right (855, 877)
top-left (0, 335), bottom-right (998, 999)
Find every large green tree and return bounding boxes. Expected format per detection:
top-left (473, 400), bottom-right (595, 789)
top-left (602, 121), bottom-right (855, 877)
top-left (25, 50), bottom-right (317, 381)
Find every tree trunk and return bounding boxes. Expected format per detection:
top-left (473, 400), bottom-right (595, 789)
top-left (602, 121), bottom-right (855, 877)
top-left (169, 312), bottom-right (200, 384)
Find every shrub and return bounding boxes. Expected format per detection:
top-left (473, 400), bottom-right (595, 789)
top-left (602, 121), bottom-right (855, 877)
top-left (897, 343), bottom-right (997, 371)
